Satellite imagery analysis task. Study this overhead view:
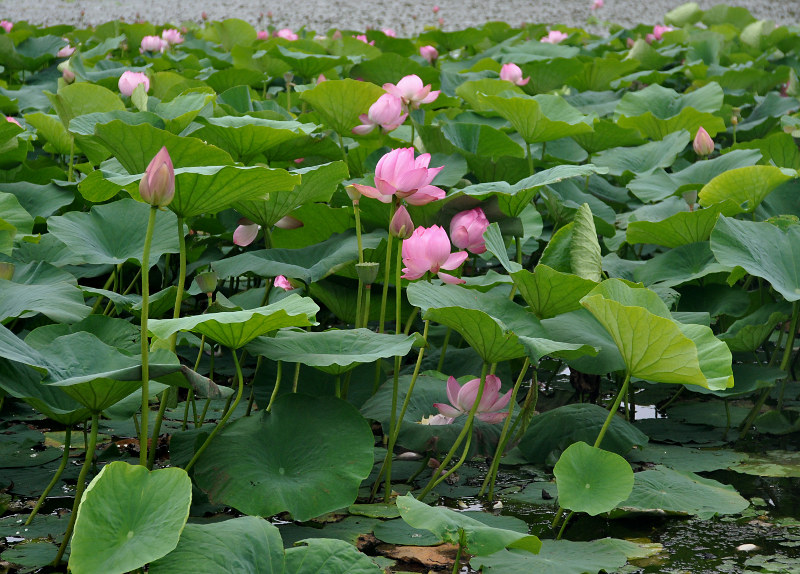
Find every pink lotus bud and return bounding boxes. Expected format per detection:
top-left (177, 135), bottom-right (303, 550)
top-left (6, 116), bottom-right (21, 127)
top-left (275, 28), bottom-right (298, 41)
top-left (353, 93), bottom-right (408, 135)
top-left (118, 71), bottom-right (150, 96)
top-left (591, 0), bottom-right (604, 9)
top-left (0, 21), bottom-right (12, 33)
top-left (540, 30), bottom-right (568, 44)
top-left (652, 25), bottom-right (674, 41)
top-left (274, 275), bottom-right (294, 291)
top-left (139, 147), bottom-right (175, 207)
top-left (267, 11), bottom-right (273, 19)
top-left (382, 28), bottom-right (397, 37)
top-left (332, 30), bottom-right (343, 40)
top-left (62, 68), bottom-right (76, 83)
top-left (201, 11), bottom-right (208, 20)
top-left (627, 37), bottom-right (636, 48)
top-left (257, 30), bottom-right (269, 40)
top-left (317, 74), bottom-right (327, 83)
top-left (438, 17), bottom-right (444, 26)
top-left (450, 207), bottom-right (489, 254)
top-left (433, 5), bottom-right (440, 13)
top-left (499, 63), bottom-right (530, 86)
top-left (140, 35), bottom-right (166, 53)
top-left (390, 205), bottom-right (414, 239)
top-left (420, 45), bottom-right (438, 63)
top-left (401, 225), bottom-right (468, 284)
top-left (57, 44), bottom-right (75, 58)
top-left (195, 271), bottom-right (218, 294)
top-left (275, 215), bottom-right (303, 229)
top-left (161, 28), bottom-right (184, 45)
top-left (693, 127), bottom-right (714, 157)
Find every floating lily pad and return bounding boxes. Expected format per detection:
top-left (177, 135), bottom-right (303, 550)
top-left (472, 539), bottom-right (628, 574)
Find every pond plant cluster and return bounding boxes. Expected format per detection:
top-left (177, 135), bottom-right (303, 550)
top-left (1, 2), bottom-right (800, 573)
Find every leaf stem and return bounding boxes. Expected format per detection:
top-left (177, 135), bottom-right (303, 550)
top-left (26, 426), bottom-right (72, 525)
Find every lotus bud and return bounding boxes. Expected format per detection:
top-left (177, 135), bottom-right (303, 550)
top-left (274, 275), bottom-right (294, 291)
top-left (692, 127), bottom-right (714, 157)
top-left (390, 205), bottom-right (414, 239)
top-left (682, 190), bottom-right (698, 211)
top-left (62, 68), bottom-right (75, 84)
top-left (345, 184), bottom-right (361, 204)
top-left (274, 215), bottom-right (303, 230)
top-left (0, 262), bottom-right (14, 281)
top-left (195, 270), bottom-right (218, 295)
top-left (139, 146), bottom-right (175, 207)
top-left (420, 45), bottom-right (438, 64)
top-left (356, 262), bottom-right (380, 285)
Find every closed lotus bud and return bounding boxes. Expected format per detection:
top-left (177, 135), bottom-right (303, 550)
top-left (139, 147), bottom-right (175, 207)
top-left (693, 127), bottom-right (714, 157)
top-left (62, 68), bottom-right (75, 83)
top-left (195, 270), bottom-right (218, 294)
top-left (356, 262), bottom-right (380, 285)
top-left (0, 262), bottom-right (14, 281)
top-left (389, 205), bottom-right (414, 239)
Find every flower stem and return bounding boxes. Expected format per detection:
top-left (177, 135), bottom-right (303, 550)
top-left (267, 360), bottom-right (282, 411)
top-left (139, 206), bottom-right (158, 466)
top-left (170, 216), bottom-right (187, 349)
top-left (26, 426), bottom-right (71, 525)
top-left (437, 327), bottom-right (451, 373)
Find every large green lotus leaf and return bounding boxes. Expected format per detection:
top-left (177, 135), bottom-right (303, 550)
top-left (214, 230), bottom-right (382, 284)
top-left (46, 82), bottom-right (125, 127)
top-left (0, 278), bottom-right (89, 323)
top-left (618, 108), bottom-right (725, 141)
top-left (479, 93), bottom-right (594, 144)
top-left (517, 404), bottom-right (648, 463)
top-left (719, 302), bottom-right (790, 352)
top-left (247, 328), bottom-right (415, 375)
top-left (698, 166), bottom-right (794, 214)
top-left (192, 116), bottom-right (316, 162)
top-left (732, 451), bottom-right (800, 478)
top-left (149, 517), bottom-right (284, 574)
top-left (68, 462), bottom-right (191, 574)
top-left (571, 119), bottom-right (646, 154)
top-left (0, 181), bottom-right (76, 221)
top-left (284, 538), bottom-right (382, 574)
top-left (591, 130), bottom-right (691, 176)
top-left (710, 216), bottom-right (800, 302)
top-left (615, 82), bottom-right (723, 119)
top-left (349, 52), bottom-right (436, 87)
top-left (633, 242), bottom-right (730, 288)
top-left (47, 198), bottom-right (180, 267)
top-left (454, 78), bottom-right (524, 111)
top-left (0, 192), bottom-right (33, 235)
top-left (272, 45), bottom-right (349, 78)
top-left (440, 122), bottom-right (525, 159)
top-left (626, 204), bottom-right (727, 247)
top-left (234, 160), bottom-right (348, 229)
top-left (92, 121), bottom-right (234, 173)
top-left (569, 56), bottom-right (640, 91)
top-left (152, 89), bottom-right (216, 133)
top-left (553, 441), bottom-right (634, 516)
top-left (194, 393), bottom-right (373, 521)
top-left (472, 540), bottom-right (629, 574)
top-left (730, 132), bottom-right (800, 170)
top-left (25, 315), bottom-right (140, 354)
top-left (616, 467), bottom-right (748, 519)
top-left (0, 359), bottom-right (89, 425)
top-left (300, 79), bottom-right (386, 135)
top-left (570, 203), bottom-right (602, 282)
top-left (580, 279), bottom-right (733, 390)
top-left (628, 149), bottom-right (762, 203)
top-left (406, 282), bottom-right (595, 364)
top-left (24, 112), bottom-right (72, 155)
top-left (511, 265), bottom-right (597, 319)
top-left (396, 494), bottom-right (541, 556)
top-left (148, 294), bottom-right (318, 349)
top-left (628, 444), bottom-right (746, 473)
top-left (454, 163), bottom-right (607, 217)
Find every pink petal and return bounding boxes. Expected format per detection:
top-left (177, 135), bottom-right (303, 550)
top-left (233, 223), bottom-right (260, 246)
top-left (404, 185), bottom-right (446, 205)
top-left (350, 183), bottom-right (383, 200)
top-left (438, 272), bottom-right (465, 284)
top-left (456, 378), bottom-right (481, 411)
top-left (352, 123), bottom-right (376, 135)
top-left (446, 376), bottom-right (461, 406)
top-left (487, 389), bottom-right (513, 412)
top-left (476, 375), bottom-right (503, 412)
top-left (434, 403), bottom-right (463, 418)
top-left (420, 90), bottom-right (440, 104)
top-left (394, 167), bottom-right (431, 195)
top-left (476, 412), bottom-right (508, 424)
top-left (401, 265), bottom-right (426, 280)
top-left (441, 250), bottom-right (468, 271)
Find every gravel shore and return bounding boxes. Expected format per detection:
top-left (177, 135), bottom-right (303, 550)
top-left (1, 0), bottom-right (797, 35)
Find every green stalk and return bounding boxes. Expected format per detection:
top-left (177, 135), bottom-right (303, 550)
top-left (338, 132), bottom-right (348, 165)
top-left (378, 203), bottom-right (398, 333)
top-left (90, 271), bottom-right (117, 314)
top-left (67, 137), bottom-right (75, 183)
top-left (418, 363), bottom-right (491, 499)
top-left (170, 216), bottom-right (187, 349)
top-left (266, 360), bottom-right (282, 412)
top-left (437, 327), bottom-right (451, 373)
top-left (452, 529), bottom-right (465, 574)
top-left (185, 347), bottom-right (245, 473)
top-left (53, 414), bottom-right (98, 566)
top-left (777, 301), bottom-right (800, 410)
top-left (526, 141), bottom-right (534, 176)
top-left (139, 206), bottom-right (158, 466)
top-left (383, 242), bottom-right (405, 501)
top-left (26, 426), bottom-right (72, 525)
top-left (480, 357), bottom-right (530, 498)
top-left (147, 393), bottom-right (168, 470)
top-left (362, 284), bottom-right (372, 328)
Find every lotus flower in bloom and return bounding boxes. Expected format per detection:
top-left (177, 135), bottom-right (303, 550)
top-left (499, 63), bottom-right (529, 86)
top-left (233, 216), bottom-right (303, 246)
top-left (139, 147), bottom-right (175, 207)
top-left (541, 30), bottom-right (568, 44)
top-left (591, 0), bottom-right (604, 9)
top-left (140, 35), bottom-right (167, 53)
top-left (401, 225), bottom-right (467, 284)
top-left (450, 207), bottom-right (490, 254)
top-left (351, 147), bottom-right (445, 205)
top-left (275, 28), bottom-right (298, 41)
top-left (646, 24), bottom-right (674, 43)
top-left (118, 71), bottom-right (150, 96)
top-left (257, 30), bottom-right (269, 40)
top-left (57, 43), bottom-right (75, 58)
top-left (420, 45), bottom-right (438, 64)
top-left (433, 375), bottom-right (512, 423)
top-left (383, 75), bottom-right (440, 109)
top-left (693, 127), bottom-right (714, 157)
top-left (0, 21), bottom-right (12, 33)
top-left (274, 275), bottom-right (294, 291)
top-left (161, 28), bottom-right (184, 45)
top-left (354, 34), bottom-right (375, 45)
top-left (353, 93), bottom-right (408, 135)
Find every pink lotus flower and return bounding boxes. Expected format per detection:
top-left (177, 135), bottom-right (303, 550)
top-left (352, 93), bottom-right (408, 135)
top-left (653, 24), bottom-right (674, 40)
top-left (354, 34), bottom-right (375, 45)
top-left (0, 21), bottom-right (12, 33)
top-left (317, 74), bottom-right (327, 83)
top-left (434, 375), bottom-right (512, 423)
top-left (118, 71), bottom-right (150, 96)
top-left (351, 147), bottom-right (445, 206)
top-left (693, 127), bottom-right (714, 157)
top-left (161, 28), bottom-right (184, 45)
top-left (140, 35), bottom-right (167, 53)
top-left (591, 0), bottom-right (604, 9)
top-left (257, 30), bottom-right (269, 40)
top-left (274, 275), bottom-right (294, 291)
top-left (433, 5), bottom-right (440, 14)
top-left (420, 45), bottom-right (438, 64)
top-left (541, 30), bottom-right (568, 44)
top-left (401, 225), bottom-right (467, 284)
top-left (499, 63), bottom-right (529, 86)
top-left (383, 75), bottom-right (440, 109)
top-left (57, 44), bottom-right (75, 58)
top-left (275, 28), bottom-right (298, 41)
top-left (450, 207), bottom-right (490, 254)
top-left (6, 116), bottom-right (21, 127)
top-left (382, 28), bottom-right (397, 37)
top-left (233, 215), bottom-right (302, 246)
top-left (139, 147), bottom-right (175, 207)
